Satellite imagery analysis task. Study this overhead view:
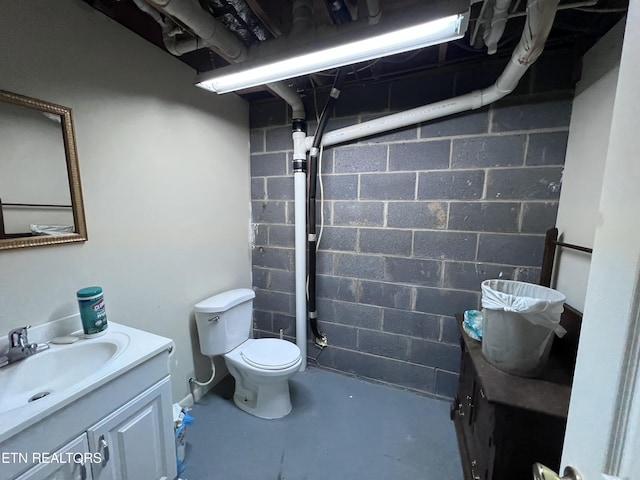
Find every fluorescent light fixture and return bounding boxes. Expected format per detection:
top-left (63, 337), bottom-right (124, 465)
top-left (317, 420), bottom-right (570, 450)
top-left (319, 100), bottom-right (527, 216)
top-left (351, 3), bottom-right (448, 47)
top-left (196, 12), bottom-right (469, 94)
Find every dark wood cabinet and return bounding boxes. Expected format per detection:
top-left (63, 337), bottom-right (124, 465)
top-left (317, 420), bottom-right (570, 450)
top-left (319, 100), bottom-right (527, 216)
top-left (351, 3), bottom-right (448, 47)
top-left (451, 314), bottom-right (574, 480)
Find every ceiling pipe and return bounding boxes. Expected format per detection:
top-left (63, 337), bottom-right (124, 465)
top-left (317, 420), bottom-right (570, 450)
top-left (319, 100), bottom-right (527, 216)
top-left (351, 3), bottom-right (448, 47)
top-left (164, 33), bottom-right (201, 56)
top-left (507, 0), bottom-right (598, 17)
top-left (267, 81), bottom-right (305, 120)
top-left (132, 0), bottom-right (201, 55)
top-left (147, 0), bottom-right (248, 62)
top-left (275, 0), bottom-right (314, 120)
top-left (484, 0), bottom-right (513, 54)
top-left (291, 0), bottom-right (315, 35)
top-left (366, 0), bottom-right (382, 24)
top-left (471, 0), bottom-right (493, 47)
top-left (310, 0), bottom-right (560, 149)
top-left (140, 0), bottom-right (306, 119)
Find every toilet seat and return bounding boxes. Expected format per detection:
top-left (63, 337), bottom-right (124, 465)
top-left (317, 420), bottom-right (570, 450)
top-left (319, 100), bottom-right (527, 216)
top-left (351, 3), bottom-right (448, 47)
top-left (240, 338), bottom-right (301, 370)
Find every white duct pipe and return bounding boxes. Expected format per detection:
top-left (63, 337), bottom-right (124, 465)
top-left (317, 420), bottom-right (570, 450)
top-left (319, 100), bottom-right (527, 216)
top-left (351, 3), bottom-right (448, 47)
top-left (132, 0), bottom-right (166, 26)
top-left (508, 0), bottom-right (598, 17)
top-left (268, 0), bottom-right (313, 120)
top-left (132, 0), bottom-right (199, 55)
top-left (366, 0), bottom-right (382, 25)
top-left (292, 129), bottom-right (308, 370)
top-left (267, 82), bottom-right (306, 120)
top-left (484, 0), bottom-right (513, 54)
top-left (310, 0), bottom-right (559, 149)
top-left (147, 0), bottom-right (247, 62)
top-left (470, 0), bottom-right (493, 47)
top-left (292, 0), bottom-right (315, 35)
top-left (164, 35), bottom-right (201, 55)
top-left (285, 0), bottom-right (313, 367)
top-left (141, 0), bottom-right (306, 119)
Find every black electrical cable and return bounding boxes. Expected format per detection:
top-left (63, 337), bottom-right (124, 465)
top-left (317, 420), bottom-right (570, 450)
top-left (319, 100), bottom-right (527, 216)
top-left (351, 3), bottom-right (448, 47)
top-left (307, 68), bottom-right (348, 346)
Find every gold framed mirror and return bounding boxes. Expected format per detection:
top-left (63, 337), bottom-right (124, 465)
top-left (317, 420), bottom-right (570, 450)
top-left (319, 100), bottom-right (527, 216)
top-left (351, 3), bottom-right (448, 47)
top-left (0, 90), bottom-right (87, 251)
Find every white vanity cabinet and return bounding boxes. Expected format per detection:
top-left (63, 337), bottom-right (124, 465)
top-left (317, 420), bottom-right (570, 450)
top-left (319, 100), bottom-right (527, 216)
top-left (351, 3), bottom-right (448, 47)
top-left (87, 377), bottom-right (174, 480)
top-left (1, 324), bottom-right (177, 480)
top-left (10, 376), bottom-right (175, 480)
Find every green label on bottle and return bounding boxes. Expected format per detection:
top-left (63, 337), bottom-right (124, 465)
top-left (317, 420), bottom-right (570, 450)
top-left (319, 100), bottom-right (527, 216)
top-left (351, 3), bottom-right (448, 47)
top-left (78, 294), bottom-right (108, 336)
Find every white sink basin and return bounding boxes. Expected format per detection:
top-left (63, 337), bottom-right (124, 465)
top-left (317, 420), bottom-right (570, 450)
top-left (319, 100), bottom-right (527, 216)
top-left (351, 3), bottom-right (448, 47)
top-left (0, 321), bottom-right (173, 446)
top-left (0, 333), bottom-right (129, 414)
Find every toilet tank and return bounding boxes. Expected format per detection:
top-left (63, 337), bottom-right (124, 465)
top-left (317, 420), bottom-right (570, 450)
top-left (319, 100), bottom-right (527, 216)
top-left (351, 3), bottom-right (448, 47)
top-left (194, 288), bottom-right (255, 356)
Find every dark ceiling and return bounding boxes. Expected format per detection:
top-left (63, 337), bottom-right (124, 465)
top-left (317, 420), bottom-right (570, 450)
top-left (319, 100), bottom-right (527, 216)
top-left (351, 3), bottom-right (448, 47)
top-left (84, 0), bottom-right (628, 101)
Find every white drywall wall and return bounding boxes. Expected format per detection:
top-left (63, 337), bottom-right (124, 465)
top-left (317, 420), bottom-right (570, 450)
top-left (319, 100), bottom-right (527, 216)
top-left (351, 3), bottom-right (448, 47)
top-left (562, 4), bottom-right (640, 474)
top-left (554, 21), bottom-right (625, 311)
top-left (0, 0), bottom-right (251, 401)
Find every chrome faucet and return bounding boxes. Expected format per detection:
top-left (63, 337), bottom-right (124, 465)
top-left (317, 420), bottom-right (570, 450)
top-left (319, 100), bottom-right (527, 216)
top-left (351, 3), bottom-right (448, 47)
top-left (0, 326), bottom-right (50, 367)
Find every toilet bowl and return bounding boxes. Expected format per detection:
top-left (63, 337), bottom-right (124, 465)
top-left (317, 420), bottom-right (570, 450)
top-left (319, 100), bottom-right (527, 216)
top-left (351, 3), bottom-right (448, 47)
top-left (225, 338), bottom-right (302, 418)
top-left (194, 288), bottom-right (302, 419)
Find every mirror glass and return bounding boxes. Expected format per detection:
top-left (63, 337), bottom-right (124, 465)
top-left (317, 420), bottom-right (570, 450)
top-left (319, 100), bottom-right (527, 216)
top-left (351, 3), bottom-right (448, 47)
top-left (0, 90), bottom-right (87, 251)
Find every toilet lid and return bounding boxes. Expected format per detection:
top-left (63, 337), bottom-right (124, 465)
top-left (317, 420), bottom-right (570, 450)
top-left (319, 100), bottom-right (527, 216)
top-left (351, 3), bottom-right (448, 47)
top-left (240, 339), bottom-right (301, 370)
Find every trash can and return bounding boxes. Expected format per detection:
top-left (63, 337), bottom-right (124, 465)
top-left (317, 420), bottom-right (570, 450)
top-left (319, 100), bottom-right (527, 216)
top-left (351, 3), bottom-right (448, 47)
top-left (481, 279), bottom-right (566, 377)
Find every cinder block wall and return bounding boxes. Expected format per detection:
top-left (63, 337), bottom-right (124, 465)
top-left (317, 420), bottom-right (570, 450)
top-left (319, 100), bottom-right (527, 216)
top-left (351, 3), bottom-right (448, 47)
top-left (249, 51), bottom-right (576, 400)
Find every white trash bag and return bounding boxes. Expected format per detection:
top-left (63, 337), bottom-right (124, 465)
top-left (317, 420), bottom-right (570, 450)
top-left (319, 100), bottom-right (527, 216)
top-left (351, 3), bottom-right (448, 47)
top-left (481, 279), bottom-right (566, 377)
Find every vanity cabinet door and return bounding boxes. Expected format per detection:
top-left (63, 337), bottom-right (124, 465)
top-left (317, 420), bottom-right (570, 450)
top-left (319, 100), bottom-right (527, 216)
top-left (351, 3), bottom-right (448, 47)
top-left (14, 434), bottom-right (94, 480)
top-left (87, 377), bottom-right (176, 480)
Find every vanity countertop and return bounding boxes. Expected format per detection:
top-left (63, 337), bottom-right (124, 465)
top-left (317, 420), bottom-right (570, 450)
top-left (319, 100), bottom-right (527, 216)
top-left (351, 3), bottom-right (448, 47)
top-left (0, 321), bottom-right (173, 444)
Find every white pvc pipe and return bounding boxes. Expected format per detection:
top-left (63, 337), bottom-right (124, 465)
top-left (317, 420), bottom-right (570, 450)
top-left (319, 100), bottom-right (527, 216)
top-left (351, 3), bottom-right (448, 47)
top-left (275, 3), bottom-right (310, 364)
top-left (366, 0), bottom-right (382, 24)
top-left (147, 0), bottom-right (247, 62)
top-left (484, 0), bottom-right (513, 54)
top-left (470, 0), bottom-right (492, 47)
top-left (292, 0), bottom-right (314, 35)
top-left (311, 0), bottom-right (559, 149)
top-left (142, 0), bottom-right (306, 121)
top-left (294, 171), bottom-right (307, 371)
top-left (164, 36), bottom-right (201, 55)
top-left (292, 130), bottom-right (308, 370)
top-left (267, 82), bottom-right (306, 120)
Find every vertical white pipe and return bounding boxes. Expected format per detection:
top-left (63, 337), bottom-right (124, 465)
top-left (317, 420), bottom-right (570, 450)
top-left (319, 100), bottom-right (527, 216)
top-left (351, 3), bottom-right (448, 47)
top-left (484, 0), bottom-right (513, 54)
top-left (291, 0), bottom-right (314, 35)
top-left (366, 0), bottom-right (381, 24)
top-left (294, 171), bottom-right (307, 370)
top-left (292, 129), bottom-right (308, 370)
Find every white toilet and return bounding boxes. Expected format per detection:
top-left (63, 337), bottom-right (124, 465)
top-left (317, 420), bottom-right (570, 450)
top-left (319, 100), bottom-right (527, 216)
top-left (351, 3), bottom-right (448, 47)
top-left (194, 288), bottom-right (302, 419)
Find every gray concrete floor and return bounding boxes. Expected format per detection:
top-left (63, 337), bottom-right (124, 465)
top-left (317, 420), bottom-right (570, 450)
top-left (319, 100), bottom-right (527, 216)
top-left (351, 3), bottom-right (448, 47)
top-left (181, 366), bottom-right (463, 480)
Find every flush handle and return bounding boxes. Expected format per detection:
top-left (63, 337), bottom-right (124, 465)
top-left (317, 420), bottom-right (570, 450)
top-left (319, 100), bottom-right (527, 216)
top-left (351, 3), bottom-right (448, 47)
top-left (208, 316), bottom-right (220, 323)
top-left (533, 463), bottom-right (583, 480)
